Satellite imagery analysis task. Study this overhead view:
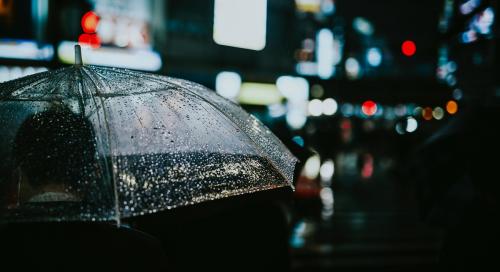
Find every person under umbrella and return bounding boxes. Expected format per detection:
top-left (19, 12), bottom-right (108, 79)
top-left (0, 45), bottom-right (298, 271)
top-left (13, 105), bottom-right (89, 204)
top-left (1, 104), bottom-right (168, 271)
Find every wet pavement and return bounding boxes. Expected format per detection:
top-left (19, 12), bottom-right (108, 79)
top-left (290, 170), bottom-right (444, 272)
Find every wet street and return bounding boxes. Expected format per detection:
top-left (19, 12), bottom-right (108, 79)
top-left (291, 168), bottom-right (443, 271)
top-left (2, 1), bottom-right (500, 271)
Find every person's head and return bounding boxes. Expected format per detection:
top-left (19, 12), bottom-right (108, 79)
top-left (13, 105), bottom-right (96, 200)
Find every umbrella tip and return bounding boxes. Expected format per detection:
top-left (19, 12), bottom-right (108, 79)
top-left (75, 44), bottom-right (83, 66)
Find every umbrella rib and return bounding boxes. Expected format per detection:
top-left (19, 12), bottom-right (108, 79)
top-left (1, 68), bottom-right (72, 100)
top-left (80, 67), bottom-right (122, 225)
top-left (87, 66), bottom-right (294, 184)
top-left (136, 71), bottom-right (294, 185)
top-left (85, 67), bottom-right (177, 97)
top-left (0, 72), bottom-right (54, 99)
top-left (174, 88), bottom-right (292, 185)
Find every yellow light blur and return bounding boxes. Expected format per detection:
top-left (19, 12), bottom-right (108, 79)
top-left (433, 107), bottom-right (444, 120)
top-left (237, 82), bottom-right (283, 105)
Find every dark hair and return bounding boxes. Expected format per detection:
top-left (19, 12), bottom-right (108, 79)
top-left (13, 106), bottom-right (96, 189)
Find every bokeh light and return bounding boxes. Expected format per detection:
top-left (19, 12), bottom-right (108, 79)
top-left (446, 100), bottom-right (458, 115)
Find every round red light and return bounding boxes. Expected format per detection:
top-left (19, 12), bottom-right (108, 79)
top-left (81, 11), bottom-right (99, 34)
top-left (79, 33), bottom-right (101, 49)
top-left (401, 40), bottom-right (416, 57)
top-left (361, 100), bottom-right (377, 116)
top-left (422, 107), bottom-right (433, 120)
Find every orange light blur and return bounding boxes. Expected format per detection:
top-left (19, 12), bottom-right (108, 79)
top-left (422, 107), bottom-right (433, 120)
top-left (81, 11), bottom-right (99, 34)
top-left (446, 100), bottom-right (458, 115)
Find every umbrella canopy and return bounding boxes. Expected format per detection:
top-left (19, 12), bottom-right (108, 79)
top-left (0, 47), bottom-right (296, 223)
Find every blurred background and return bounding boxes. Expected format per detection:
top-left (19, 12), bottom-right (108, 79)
top-left (1, 0), bottom-right (499, 271)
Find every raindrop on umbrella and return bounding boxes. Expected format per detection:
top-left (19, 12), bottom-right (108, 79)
top-left (0, 45), bottom-right (297, 224)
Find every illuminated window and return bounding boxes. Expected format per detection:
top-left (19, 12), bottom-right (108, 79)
top-left (213, 0), bottom-right (267, 51)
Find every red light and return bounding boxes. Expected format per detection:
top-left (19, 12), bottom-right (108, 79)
top-left (422, 107), bottom-right (433, 120)
top-left (361, 153), bottom-right (374, 179)
top-left (401, 40), bottom-right (416, 57)
top-left (81, 11), bottom-right (99, 33)
top-left (362, 100), bottom-right (377, 116)
top-left (341, 119), bottom-right (352, 130)
top-left (79, 33), bottom-right (101, 49)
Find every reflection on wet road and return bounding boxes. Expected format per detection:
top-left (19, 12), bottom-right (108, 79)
top-left (291, 160), bottom-right (443, 272)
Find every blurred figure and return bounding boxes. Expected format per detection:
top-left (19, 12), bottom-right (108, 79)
top-left (1, 105), bottom-right (168, 271)
top-left (410, 102), bottom-right (500, 271)
top-left (13, 106), bottom-right (91, 203)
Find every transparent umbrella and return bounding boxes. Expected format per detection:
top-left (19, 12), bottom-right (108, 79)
top-left (0, 46), bottom-right (297, 224)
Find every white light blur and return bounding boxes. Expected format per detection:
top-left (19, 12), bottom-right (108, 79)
top-left (129, 22), bottom-right (145, 48)
top-left (304, 154), bottom-right (321, 179)
top-left (276, 75), bottom-right (309, 102)
top-left (320, 187), bottom-right (334, 219)
top-left (0, 40), bottom-right (54, 61)
top-left (97, 17), bottom-right (114, 44)
top-left (353, 17), bottom-right (374, 36)
top-left (433, 107), bottom-right (445, 120)
top-left (280, 75), bottom-right (309, 129)
top-left (345, 57), bottom-right (361, 79)
top-left (308, 99), bottom-right (323, 116)
top-left (0, 66), bottom-right (48, 83)
top-left (322, 98), bottom-right (338, 115)
top-left (320, 187), bottom-right (334, 205)
top-left (295, 61), bottom-right (318, 76)
top-left (216, 71), bottom-right (242, 99)
top-left (114, 19), bottom-right (130, 47)
top-left (0, 66), bottom-right (8, 83)
top-left (366, 48), bottom-right (382, 67)
top-left (24, 66), bottom-right (35, 76)
top-left (213, 0), bottom-right (267, 51)
top-left (316, 28), bottom-right (335, 79)
top-left (460, 0), bottom-right (482, 15)
top-left (286, 109), bottom-right (307, 130)
top-left (321, 0), bottom-right (335, 14)
top-left (268, 103), bottom-right (287, 118)
top-left (57, 41), bottom-right (162, 71)
top-left (320, 159), bottom-right (335, 183)
top-left (406, 117), bottom-right (418, 133)
top-left (475, 7), bottom-right (495, 35)
top-left (9, 67), bottom-right (22, 81)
